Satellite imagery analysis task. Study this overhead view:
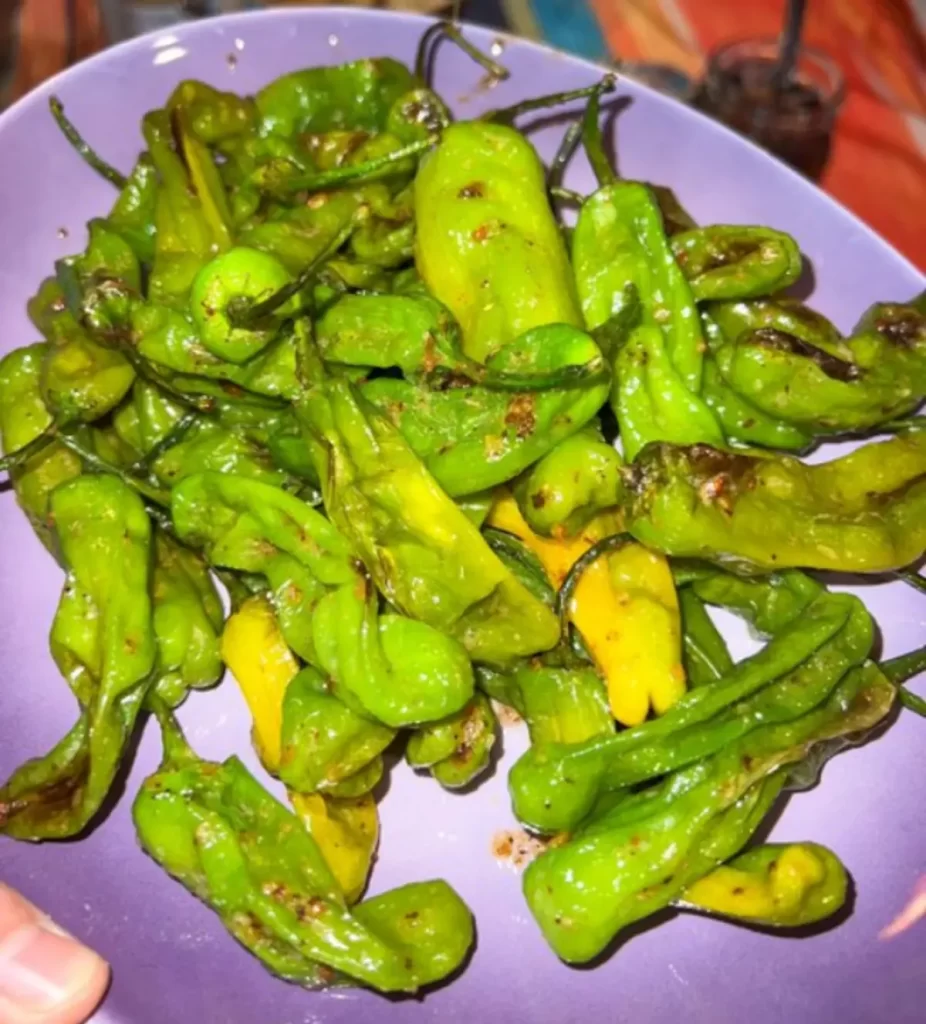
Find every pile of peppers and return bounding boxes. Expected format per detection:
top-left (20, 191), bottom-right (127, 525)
top-left (1, 20), bottom-right (924, 992)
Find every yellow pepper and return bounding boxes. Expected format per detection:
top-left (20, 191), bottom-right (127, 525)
top-left (487, 491), bottom-right (685, 726)
top-left (220, 595), bottom-right (299, 772)
top-left (289, 792), bottom-right (379, 904)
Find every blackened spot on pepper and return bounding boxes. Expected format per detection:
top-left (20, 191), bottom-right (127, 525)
top-left (531, 489), bottom-right (547, 509)
top-left (748, 328), bottom-right (862, 382)
top-left (458, 182), bottom-right (485, 199)
top-left (732, 886), bottom-right (745, 896)
top-left (504, 394), bottom-right (536, 439)
top-left (874, 308), bottom-right (926, 348)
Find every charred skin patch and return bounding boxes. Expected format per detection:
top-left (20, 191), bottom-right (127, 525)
top-left (504, 394), bottom-right (536, 439)
top-left (746, 328), bottom-right (862, 383)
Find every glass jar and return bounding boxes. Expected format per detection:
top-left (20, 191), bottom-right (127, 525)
top-left (694, 38), bottom-right (846, 181)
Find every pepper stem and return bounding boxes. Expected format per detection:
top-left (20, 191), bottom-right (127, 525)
top-left (485, 75), bottom-right (616, 125)
top-left (229, 217), bottom-right (361, 327)
top-left (581, 76), bottom-right (619, 187)
top-left (0, 426), bottom-right (57, 474)
top-left (147, 695), bottom-right (198, 767)
top-left (128, 412), bottom-right (199, 474)
top-left (415, 20), bottom-right (510, 84)
top-left (882, 643), bottom-right (926, 685)
top-left (49, 96), bottom-right (127, 189)
top-left (57, 430), bottom-right (172, 507)
top-left (547, 120), bottom-right (583, 190)
top-left (259, 137), bottom-right (435, 197)
top-left (555, 533), bottom-right (632, 642)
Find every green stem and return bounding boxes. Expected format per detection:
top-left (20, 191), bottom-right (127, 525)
top-left (0, 427), bottom-right (57, 473)
top-left (581, 75), bottom-right (618, 187)
top-left (416, 20), bottom-right (509, 83)
top-left (49, 96), bottom-right (127, 189)
top-left (882, 644), bottom-right (926, 685)
top-left (549, 185), bottom-right (584, 205)
top-left (485, 77), bottom-right (616, 125)
top-left (264, 137), bottom-right (434, 195)
top-left (547, 120), bottom-right (583, 189)
top-left (229, 219), bottom-right (359, 327)
top-left (57, 431), bottom-right (171, 507)
top-left (434, 353), bottom-right (608, 392)
top-left (899, 687), bottom-right (926, 718)
top-left (129, 412), bottom-right (199, 474)
top-left (555, 533), bottom-right (632, 641)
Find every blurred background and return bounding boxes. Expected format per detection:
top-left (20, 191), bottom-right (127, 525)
top-left (0, 0), bottom-right (924, 268)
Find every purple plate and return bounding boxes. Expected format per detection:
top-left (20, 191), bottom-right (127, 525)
top-left (1, 9), bottom-right (924, 1023)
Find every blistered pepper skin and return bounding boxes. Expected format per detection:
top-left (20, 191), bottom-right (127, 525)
top-left (625, 435), bottom-right (926, 573)
top-left (415, 121), bottom-right (583, 363)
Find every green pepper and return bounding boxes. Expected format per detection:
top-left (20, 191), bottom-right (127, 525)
top-left (239, 190), bottom-right (365, 276)
top-left (256, 58), bottom-right (417, 138)
top-left (172, 470), bottom-right (474, 725)
top-left (132, 301), bottom-right (300, 401)
top-left (509, 591), bottom-right (856, 833)
top-left (677, 842), bottom-right (848, 927)
top-left (0, 343), bottom-right (82, 551)
top-left (0, 476), bottom-right (156, 839)
top-left (279, 668), bottom-right (395, 794)
top-left (170, 469), bottom-right (353, 662)
top-left (511, 427), bottom-right (624, 539)
top-left (311, 576), bottom-right (474, 728)
top-left (362, 325), bottom-right (609, 497)
top-left (671, 225), bottom-right (802, 302)
top-left (707, 296), bottom-right (926, 434)
top-left (143, 109), bottom-right (231, 308)
top-left (573, 180), bottom-right (705, 391)
top-left (152, 418), bottom-right (287, 488)
top-left (150, 531), bottom-right (225, 708)
top-left (298, 379), bottom-right (560, 665)
top-left (625, 435), bottom-right (926, 572)
top-left (678, 587), bottom-right (733, 688)
top-left (407, 692), bottom-right (497, 789)
top-left (523, 661), bottom-right (893, 962)
top-left (166, 79), bottom-right (256, 145)
top-left (133, 712), bottom-right (474, 992)
top-left (415, 121), bottom-right (583, 363)
top-left (690, 569), bottom-right (822, 637)
top-left (701, 349), bottom-right (812, 451)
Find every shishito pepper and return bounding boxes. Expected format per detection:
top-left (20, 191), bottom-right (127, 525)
top-left (133, 712), bottom-right (474, 993)
top-left (523, 662), bottom-right (893, 962)
top-left (256, 57), bottom-right (417, 138)
top-left (677, 842), bottom-right (848, 927)
top-left (298, 379), bottom-right (559, 666)
top-left (509, 590), bottom-right (867, 833)
top-left (0, 476), bottom-right (156, 839)
top-left (221, 595), bottom-right (300, 772)
top-left (707, 295), bottom-right (926, 435)
top-left (414, 120), bottom-right (583, 363)
top-left (289, 791), bottom-right (379, 905)
top-left (487, 491), bottom-right (684, 726)
top-left (406, 692), bottom-right (497, 789)
top-left (173, 472), bottom-right (474, 727)
top-left (625, 434), bottom-right (926, 573)
top-left (0, 343), bottom-right (82, 552)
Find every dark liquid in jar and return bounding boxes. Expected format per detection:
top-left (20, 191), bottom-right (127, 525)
top-left (695, 56), bottom-right (834, 180)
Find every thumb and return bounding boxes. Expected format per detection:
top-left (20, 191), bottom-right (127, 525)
top-left (0, 884), bottom-right (109, 1024)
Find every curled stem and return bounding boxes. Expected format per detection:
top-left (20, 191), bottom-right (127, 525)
top-left (549, 185), bottom-right (584, 205)
top-left (895, 569), bottom-right (926, 596)
top-left (581, 75), bottom-right (618, 187)
top-left (49, 96), bottom-right (127, 189)
top-left (485, 77), bottom-right (617, 125)
top-left (547, 119), bottom-right (583, 189)
top-left (230, 217), bottom-right (360, 327)
top-left (555, 532), bottom-right (632, 641)
top-left (416, 20), bottom-right (509, 83)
